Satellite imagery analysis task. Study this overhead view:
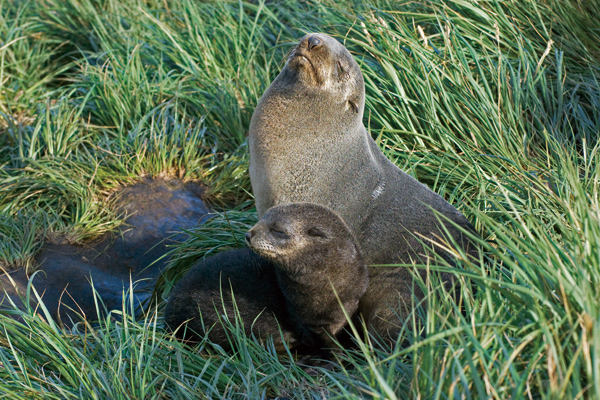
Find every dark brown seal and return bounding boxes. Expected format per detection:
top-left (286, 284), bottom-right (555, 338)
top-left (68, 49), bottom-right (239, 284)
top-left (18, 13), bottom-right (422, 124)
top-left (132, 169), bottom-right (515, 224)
top-left (165, 202), bottom-right (368, 351)
top-left (246, 202), bottom-right (368, 348)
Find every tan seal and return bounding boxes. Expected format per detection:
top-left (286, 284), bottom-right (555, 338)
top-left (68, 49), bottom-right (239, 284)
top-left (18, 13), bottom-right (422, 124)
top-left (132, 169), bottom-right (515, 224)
top-left (249, 33), bottom-right (476, 339)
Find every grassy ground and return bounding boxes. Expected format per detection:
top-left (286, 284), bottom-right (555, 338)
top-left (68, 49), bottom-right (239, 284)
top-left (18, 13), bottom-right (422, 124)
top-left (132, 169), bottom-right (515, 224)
top-left (1, 0), bottom-right (599, 398)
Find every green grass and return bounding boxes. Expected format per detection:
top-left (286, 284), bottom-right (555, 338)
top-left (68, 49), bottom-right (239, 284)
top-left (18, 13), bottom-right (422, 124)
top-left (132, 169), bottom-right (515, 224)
top-left (0, 0), bottom-right (599, 398)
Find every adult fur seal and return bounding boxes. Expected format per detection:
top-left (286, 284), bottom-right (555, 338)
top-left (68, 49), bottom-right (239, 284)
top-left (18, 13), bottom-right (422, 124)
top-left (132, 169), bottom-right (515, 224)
top-left (164, 248), bottom-right (298, 352)
top-left (249, 33), bottom-right (475, 338)
top-left (246, 202), bottom-right (368, 348)
top-left (165, 202), bottom-right (367, 351)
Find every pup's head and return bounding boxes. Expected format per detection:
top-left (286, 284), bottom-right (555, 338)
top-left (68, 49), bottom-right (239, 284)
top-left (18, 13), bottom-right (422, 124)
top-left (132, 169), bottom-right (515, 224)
top-left (246, 202), bottom-right (362, 273)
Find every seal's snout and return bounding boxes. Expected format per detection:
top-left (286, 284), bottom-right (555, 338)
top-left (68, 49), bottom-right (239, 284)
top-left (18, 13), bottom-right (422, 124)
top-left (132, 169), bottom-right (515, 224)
top-left (307, 36), bottom-right (322, 51)
top-left (245, 230), bottom-right (254, 246)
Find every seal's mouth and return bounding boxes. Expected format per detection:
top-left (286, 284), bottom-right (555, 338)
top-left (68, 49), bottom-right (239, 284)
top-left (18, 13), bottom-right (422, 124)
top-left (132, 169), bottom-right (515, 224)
top-left (248, 241), bottom-right (279, 258)
top-left (289, 51), bottom-right (319, 82)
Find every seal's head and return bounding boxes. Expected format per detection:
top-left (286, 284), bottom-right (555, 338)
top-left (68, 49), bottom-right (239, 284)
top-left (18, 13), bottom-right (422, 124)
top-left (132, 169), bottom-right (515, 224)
top-left (274, 33), bottom-right (365, 121)
top-left (245, 202), bottom-right (362, 273)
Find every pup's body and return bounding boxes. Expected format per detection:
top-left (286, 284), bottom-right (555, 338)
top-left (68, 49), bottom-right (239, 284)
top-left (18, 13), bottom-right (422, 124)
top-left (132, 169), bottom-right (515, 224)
top-left (165, 203), bottom-right (367, 351)
top-left (164, 248), bottom-right (298, 352)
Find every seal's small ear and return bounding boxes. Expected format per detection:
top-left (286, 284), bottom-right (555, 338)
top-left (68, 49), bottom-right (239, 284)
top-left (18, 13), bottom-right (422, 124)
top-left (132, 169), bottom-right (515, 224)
top-left (348, 98), bottom-right (359, 114)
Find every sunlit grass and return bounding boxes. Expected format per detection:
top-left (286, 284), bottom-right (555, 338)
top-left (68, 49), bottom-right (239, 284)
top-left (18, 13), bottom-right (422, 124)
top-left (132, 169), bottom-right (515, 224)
top-left (0, 0), bottom-right (598, 397)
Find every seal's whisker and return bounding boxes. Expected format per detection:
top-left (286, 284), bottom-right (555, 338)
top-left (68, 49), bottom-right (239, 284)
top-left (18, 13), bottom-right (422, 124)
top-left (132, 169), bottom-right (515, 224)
top-left (282, 44), bottom-right (297, 65)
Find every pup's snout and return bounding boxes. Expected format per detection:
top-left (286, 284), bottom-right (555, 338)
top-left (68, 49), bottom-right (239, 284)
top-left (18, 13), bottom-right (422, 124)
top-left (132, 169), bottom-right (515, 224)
top-left (245, 230), bottom-right (254, 246)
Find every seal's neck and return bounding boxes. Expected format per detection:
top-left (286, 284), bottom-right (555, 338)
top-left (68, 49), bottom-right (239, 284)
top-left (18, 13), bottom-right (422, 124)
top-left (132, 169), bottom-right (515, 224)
top-left (251, 73), bottom-right (363, 139)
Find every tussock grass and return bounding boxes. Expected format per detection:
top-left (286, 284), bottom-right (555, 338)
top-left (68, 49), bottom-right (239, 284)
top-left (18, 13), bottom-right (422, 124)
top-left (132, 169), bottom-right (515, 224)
top-left (0, 0), bottom-right (65, 124)
top-left (0, 285), bottom-right (325, 399)
top-left (155, 206), bottom-right (258, 303)
top-left (0, 0), bottom-right (599, 397)
top-left (0, 211), bottom-right (49, 271)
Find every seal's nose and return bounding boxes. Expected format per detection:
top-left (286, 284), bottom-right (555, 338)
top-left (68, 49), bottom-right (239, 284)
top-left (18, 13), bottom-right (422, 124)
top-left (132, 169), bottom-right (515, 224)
top-left (245, 231), bottom-right (253, 246)
top-left (307, 36), bottom-right (322, 51)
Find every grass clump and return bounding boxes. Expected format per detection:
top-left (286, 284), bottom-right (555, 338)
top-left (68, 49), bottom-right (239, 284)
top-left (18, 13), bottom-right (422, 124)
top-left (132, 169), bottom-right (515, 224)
top-left (0, 211), bottom-right (49, 272)
top-left (0, 0), bottom-right (599, 398)
top-left (0, 0), bottom-right (66, 125)
top-left (0, 286), bottom-right (326, 399)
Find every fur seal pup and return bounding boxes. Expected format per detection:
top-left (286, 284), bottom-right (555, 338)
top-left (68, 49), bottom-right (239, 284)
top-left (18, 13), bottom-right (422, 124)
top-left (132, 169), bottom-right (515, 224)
top-left (165, 202), bottom-right (367, 351)
top-left (248, 33), bottom-right (476, 338)
top-left (246, 202), bottom-right (368, 348)
top-left (164, 248), bottom-right (298, 352)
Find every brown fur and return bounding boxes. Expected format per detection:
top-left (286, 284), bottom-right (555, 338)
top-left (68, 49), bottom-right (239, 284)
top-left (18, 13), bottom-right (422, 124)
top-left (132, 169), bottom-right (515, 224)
top-left (246, 203), bottom-right (368, 348)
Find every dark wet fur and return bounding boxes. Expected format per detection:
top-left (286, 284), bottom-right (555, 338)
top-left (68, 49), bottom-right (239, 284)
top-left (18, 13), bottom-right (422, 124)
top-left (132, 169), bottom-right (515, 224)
top-left (164, 248), bottom-right (298, 352)
top-left (247, 203), bottom-right (369, 349)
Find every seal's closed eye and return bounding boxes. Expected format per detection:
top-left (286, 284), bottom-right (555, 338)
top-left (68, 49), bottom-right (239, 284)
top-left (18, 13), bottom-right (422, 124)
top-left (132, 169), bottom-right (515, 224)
top-left (270, 227), bottom-right (287, 238)
top-left (307, 227), bottom-right (327, 238)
